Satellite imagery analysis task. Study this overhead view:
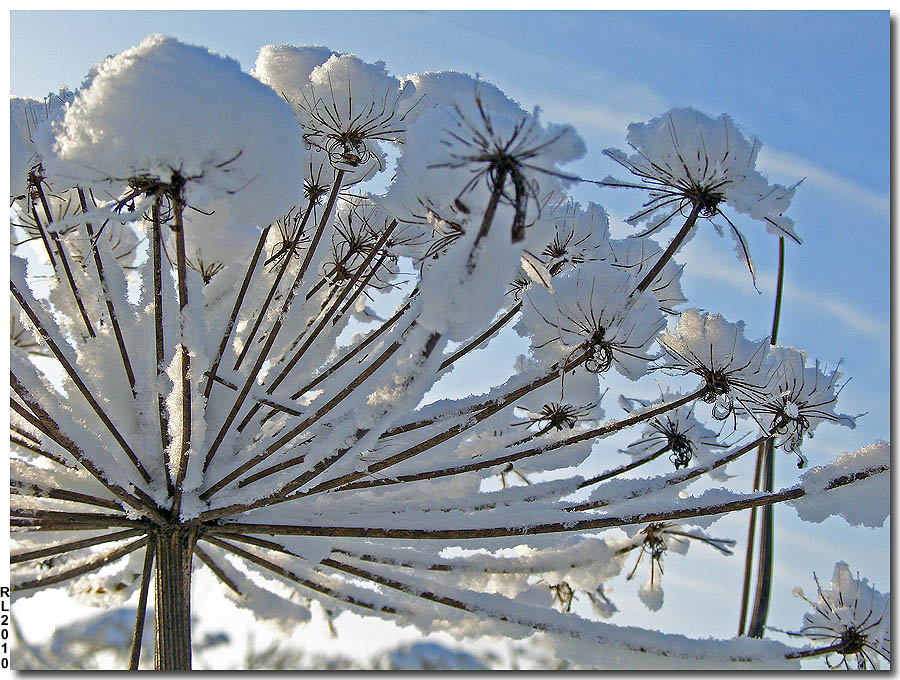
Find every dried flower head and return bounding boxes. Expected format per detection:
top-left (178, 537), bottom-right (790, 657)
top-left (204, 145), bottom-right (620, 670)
top-left (603, 108), bottom-right (801, 283)
top-left (787, 563), bottom-right (890, 670)
top-left (659, 308), bottom-right (774, 422)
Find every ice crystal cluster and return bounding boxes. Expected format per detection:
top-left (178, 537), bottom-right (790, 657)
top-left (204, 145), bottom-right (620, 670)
top-left (9, 34), bottom-right (889, 670)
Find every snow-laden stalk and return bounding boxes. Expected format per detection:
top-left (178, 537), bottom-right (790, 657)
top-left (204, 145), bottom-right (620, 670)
top-left (203, 169), bottom-right (346, 471)
top-left (633, 201), bottom-right (702, 295)
top-left (203, 225), bottom-right (271, 399)
top-left (34, 183), bottom-right (96, 338)
top-left (151, 196), bottom-right (172, 495)
top-left (170, 198), bottom-right (192, 520)
top-left (77, 188), bottom-right (136, 393)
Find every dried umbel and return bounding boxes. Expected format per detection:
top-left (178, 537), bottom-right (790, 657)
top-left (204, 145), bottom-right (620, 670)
top-left (10, 33), bottom-right (885, 673)
top-left (783, 563), bottom-right (890, 670)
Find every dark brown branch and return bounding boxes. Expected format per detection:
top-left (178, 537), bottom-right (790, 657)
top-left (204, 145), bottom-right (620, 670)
top-left (34, 183), bottom-right (96, 338)
top-left (236, 219), bottom-right (399, 430)
top-left (232, 199), bottom-right (316, 372)
top-left (151, 197), bottom-right (172, 495)
top-left (10, 284), bottom-right (152, 484)
top-left (208, 463), bottom-right (887, 541)
top-left (633, 201), bottom-right (702, 295)
top-left (10, 432), bottom-right (74, 468)
top-left (10, 479), bottom-right (124, 512)
top-left (200, 534), bottom-right (397, 615)
top-left (171, 198), bottom-right (192, 520)
top-left (203, 225), bottom-right (271, 399)
top-left (10, 371), bottom-right (164, 523)
top-left (313, 364), bottom-right (695, 497)
top-left (204, 170), bottom-right (345, 471)
top-left (577, 446), bottom-right (670, 489)
top-left (13, 536), bottom-right (148, 591)
top-left (438, 301), bottom-right (522, 371)
top-left (11, 527), bottom-right (146, 564)
top-left (77, 187), bottom-right (135, 393)
top-left (193, 544), bottom-right (243, 596)
top-left (130, 534), bottom-right (155, 671)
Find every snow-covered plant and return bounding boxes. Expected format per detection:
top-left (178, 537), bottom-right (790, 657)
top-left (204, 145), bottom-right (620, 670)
top-left (9, 34), bottom-right (888, 671)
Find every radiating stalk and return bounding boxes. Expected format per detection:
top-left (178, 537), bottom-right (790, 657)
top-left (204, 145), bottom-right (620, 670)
top-left (129, 535), bottom-right (155, 670)
top-left (203, 170), bottom-right (345, 471)
top-left (203, 225), bottom-right (270, 399)
top-left (151, 197), bottom-right (173, 496)
top-left (170, 199), bottom-right (192, 521)
top-left (77, 188), bottom-right (135, 393)
top-left (633, 201), bottom-right (702, 295)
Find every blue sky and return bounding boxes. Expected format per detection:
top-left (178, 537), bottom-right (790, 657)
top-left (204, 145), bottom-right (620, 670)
top-left (9, 10), bottom-right (889, 667)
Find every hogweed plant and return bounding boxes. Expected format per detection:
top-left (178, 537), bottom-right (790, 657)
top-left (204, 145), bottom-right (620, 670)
top-left (9, 35), bottom-right (890, 670)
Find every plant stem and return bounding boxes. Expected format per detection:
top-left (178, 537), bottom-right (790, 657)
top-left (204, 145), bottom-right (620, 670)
top-left (77, 188), bottom-right (135, 393)
top-left (129, 534), bottom-right (155, 670)
top-left (203, 225), bottom-right (270, 399)
top-left (153, 526), bottom-right (197, 671)
top-left (151, 197), bottom-right (173, 496)
top-left (633, 201), bottom-right (702, 295)
top-left (171, 198), bottom-right (192, 521)
top-left (204, 170), bottom-right (345, 471)
top-left (745, 235), bottom-right (785, 638)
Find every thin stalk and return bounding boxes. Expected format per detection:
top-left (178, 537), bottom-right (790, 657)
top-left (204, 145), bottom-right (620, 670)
top-left (10, 527), bottom-right (145, 564)
top-left (33, 183), bottom-right (95, 337)
top-left (77, 188), bottom-right (135, 393)
top-left (232, 199), bottom-right (317, 372)
top-left (129, 535), bottom-right (155, 671)
top-left (209, 461), bottom-right (886, 541)
top-left (438, 301), bottom-right (522, 371)
top-left (10, 371), bottom-right (163, 523)
top-left (236, 219), bottom-right (398, 430)
top-left (171, 199), bottom-right (191, 521)
top-left (13, 536), bottom-right (148, 592)
top-left (204, 170), bottom-right (345, 471)
top-left (205, 373), bottom-right (305, 417)
top-left (745, 236), bottom-right (785, 638)
top-left (10, 479), bottom-right (124, 511)
top-left (28, 188), bottom-right (57, 269)
top-left (200, 330), bottom-right (405, 501)
top-left (633, 201), bottom-right (702, 295)
top-left (467, 166), bottom-right (508, 272)
top-left (194, 545), bottom-right (243, 595)
top-left (203, 225), bottom-right (270, 399)
top-left (151, 197), bottom-right (173, 495)
top-left (737, 445), bottom-right (765, 636)
top-left (747, 438), bottom-right (776, 638)
top-left (10, 284), bottom-right (152, 484)
top-left (578, 446), bottom-right (670, 489)
top-left (201, 534), bottom-right (398, 615)
top-left (10, 433), bottom-right (73, 468)
top-left (312, 367), bottom-right (697, 497)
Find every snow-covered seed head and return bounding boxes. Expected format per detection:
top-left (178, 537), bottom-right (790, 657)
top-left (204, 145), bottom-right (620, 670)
top-left (620, 391), bottom-right (723, 471)
top-left (540, 200), bottom-right (610, 274)
top-left (520, 260), bottom-right (665, 380)
top-left (745, 347), bottom-right (857, 461)
top-left (298, 54), bottom-right (414, 174)
top-left (788, 563), bottom-right (890, 670)
top-left (603, 108), bottom-right (801, 285)
top-left (429, 91), bottom-right (585, 243)
top-left (513, 401), bottom-right (598, 433)
top-left (659, 309), bottom-right (773, 421)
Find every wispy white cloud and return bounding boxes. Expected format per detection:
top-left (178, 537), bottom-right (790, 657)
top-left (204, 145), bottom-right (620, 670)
top-left (679, 245), bottom-right (888, 342)
top-left (756, 147), bottom-right (888, 218)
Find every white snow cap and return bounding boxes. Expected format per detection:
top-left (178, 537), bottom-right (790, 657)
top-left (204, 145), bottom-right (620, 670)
top-left (252, 44), bottom-right (339, 101)
top-left (41, 34), bottom-right (305, 227)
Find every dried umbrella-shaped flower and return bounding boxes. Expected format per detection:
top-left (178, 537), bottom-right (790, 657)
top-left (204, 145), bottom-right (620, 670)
top-left (782, 563), bottom-right (890, 670)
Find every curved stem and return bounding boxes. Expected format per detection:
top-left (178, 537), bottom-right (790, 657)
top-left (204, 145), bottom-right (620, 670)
top-left (633, 201), bottom-right (702, 295)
